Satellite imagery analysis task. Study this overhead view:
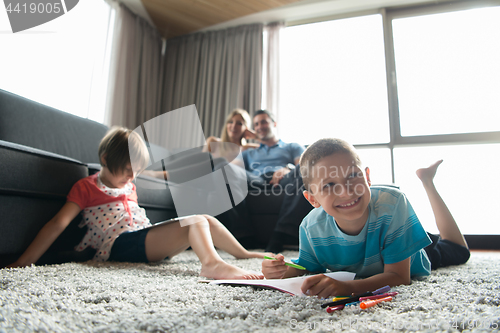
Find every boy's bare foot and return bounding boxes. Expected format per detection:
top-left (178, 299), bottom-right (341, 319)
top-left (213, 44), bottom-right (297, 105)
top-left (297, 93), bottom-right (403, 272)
top-left (200, 260), bottom-right (264, 280)
top-left (416, 159), bottom-right (443, 186)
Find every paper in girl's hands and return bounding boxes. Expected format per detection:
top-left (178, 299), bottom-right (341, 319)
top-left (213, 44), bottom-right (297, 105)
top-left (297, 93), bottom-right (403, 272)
top-left (204, 271), bottom-right (356, 296)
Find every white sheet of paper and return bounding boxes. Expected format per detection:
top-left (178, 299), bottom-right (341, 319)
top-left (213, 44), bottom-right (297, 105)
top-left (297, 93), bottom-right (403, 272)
top-left (207, 271), bottom-right (356, 296)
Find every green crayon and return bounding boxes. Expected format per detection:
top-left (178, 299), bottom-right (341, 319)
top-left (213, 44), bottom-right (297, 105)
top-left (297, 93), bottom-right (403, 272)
top-left (264, 256), bottom-right (306, 270)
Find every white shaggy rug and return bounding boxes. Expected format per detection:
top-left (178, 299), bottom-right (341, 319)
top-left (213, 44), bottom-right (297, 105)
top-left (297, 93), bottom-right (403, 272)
top-left (1, 251), bottom-right (499, 332)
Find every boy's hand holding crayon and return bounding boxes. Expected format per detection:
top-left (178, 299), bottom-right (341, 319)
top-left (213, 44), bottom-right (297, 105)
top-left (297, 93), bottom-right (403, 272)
top-left (262, 254), bottom-right (293, 279)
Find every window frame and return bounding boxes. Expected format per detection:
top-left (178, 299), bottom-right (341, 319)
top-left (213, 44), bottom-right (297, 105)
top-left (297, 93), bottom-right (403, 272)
top-left (285, 0), bottom-right (500, 183)
top-left (383, 0), bottom-right (500, 182)
top-left (282, 0), bottom-right (500, 246)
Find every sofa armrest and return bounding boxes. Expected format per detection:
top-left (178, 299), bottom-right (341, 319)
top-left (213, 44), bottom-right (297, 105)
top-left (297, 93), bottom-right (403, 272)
top-left (0, 140), bottom-right (89, 256)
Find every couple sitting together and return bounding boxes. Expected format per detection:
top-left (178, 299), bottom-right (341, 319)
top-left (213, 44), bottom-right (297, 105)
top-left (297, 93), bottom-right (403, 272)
top-left (204, 109), bottom-right (312, 254)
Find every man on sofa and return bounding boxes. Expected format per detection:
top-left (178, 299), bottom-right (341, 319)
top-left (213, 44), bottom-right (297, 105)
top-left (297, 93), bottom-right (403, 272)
top-left (243, 110), bottom-right (313, 253)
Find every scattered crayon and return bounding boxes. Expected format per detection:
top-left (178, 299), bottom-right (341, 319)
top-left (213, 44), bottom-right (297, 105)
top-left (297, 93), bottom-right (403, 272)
top-left (345, 301), bottom-right (360, 307)
top-left (359, 292), bottom-right (398, 301)
top-left (360, 296), bottom-right (393, 309)
top-left (326, 305), bottom-right (345, 313)
top-left (321, 285), bottom-right (391, 308)
top-left (330, 296), bottom-right (349, 302)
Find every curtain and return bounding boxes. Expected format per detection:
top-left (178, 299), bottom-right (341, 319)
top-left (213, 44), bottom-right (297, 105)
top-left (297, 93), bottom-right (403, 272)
top-left (162, 24), bottom-right (263, 139)
top-left (264, 22), bottom-right (284, 124)
top-left (104, 3), bottom-right (165, 129)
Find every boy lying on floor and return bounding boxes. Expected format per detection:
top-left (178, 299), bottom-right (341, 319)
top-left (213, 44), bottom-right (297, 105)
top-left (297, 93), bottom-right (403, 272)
top-left (262, 138), bottom-right (470, 297)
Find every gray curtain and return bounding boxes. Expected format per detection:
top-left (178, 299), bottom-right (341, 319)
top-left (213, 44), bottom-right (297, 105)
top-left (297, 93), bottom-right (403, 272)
top-left (162, 24), bottom-right (263, 138)
top-left (265, 22), bottom-right (284, 123)
top-left (105, 4), bottom-right (165, 129)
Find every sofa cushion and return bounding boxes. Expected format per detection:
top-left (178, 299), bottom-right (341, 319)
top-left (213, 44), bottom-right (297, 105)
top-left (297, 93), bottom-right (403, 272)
top-left (246, 186), bottom-right (286, 214)
top-left (0, 140), bottom-right (88, 196)
top-left (0, 89), bottom-right (108, 164)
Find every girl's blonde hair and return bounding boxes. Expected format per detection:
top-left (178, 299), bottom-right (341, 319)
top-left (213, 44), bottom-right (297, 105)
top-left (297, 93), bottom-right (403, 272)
top-left (98, 127), bottom-right (149, 175)
top-left (220, 108), bottom-right (251, 145)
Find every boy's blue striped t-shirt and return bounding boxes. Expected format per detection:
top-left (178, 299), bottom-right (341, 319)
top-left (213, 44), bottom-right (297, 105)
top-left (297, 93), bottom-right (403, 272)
top-left (292, 186), bottom-right (432, 277)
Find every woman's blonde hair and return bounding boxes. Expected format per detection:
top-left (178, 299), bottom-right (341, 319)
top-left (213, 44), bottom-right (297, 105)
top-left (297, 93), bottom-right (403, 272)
top-left (98, 127), bottom-right (150, 175)
top-left (220, 108), bottom-right (251, 145)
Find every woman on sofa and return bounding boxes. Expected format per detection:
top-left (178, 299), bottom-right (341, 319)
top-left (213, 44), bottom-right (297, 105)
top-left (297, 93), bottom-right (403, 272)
top-left (202, 108), bottom-right (259, 162)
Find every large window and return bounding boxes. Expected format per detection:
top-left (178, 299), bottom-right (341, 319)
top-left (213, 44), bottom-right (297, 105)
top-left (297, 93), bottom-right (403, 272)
top-left (279, 14), bottom-right (390, 146)
top-left (279, 1), bottom-right (500, 235)
top-left (394, 143), bottom-right (500, 235)
top-left (0, 0), bottom-right (114, 123)
top-left (392, 6), bottom-right (500, 137)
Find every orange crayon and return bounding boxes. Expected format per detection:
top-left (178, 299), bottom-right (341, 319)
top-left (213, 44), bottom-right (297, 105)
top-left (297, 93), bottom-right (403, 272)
top-left (359, 296), bottom-right (393, 309)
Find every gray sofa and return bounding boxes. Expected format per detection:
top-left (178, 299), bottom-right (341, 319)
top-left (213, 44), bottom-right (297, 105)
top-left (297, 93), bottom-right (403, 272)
top-left (0, 89), bottom-right (286, 267)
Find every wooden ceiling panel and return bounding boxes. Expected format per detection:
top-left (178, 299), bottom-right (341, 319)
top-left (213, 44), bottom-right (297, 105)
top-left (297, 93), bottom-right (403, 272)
top-left (141, 0), bottom-right (303, 39)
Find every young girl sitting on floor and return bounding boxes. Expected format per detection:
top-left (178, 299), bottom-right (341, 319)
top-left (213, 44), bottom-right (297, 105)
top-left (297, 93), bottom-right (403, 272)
top-left (8, 127), bottom-right (266, 280)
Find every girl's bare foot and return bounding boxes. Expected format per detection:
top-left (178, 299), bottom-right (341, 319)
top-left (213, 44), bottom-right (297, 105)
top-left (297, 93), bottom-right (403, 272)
top-left (416, 159), bottom-right (443, 186)
top-left (200, 260), bottom-right (264, 280)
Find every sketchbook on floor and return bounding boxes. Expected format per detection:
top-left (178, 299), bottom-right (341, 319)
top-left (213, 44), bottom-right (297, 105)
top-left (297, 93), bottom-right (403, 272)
top-left (145, 215), bottom-right (198, 229)
top-left (204, 271), bottom-right (356, 296)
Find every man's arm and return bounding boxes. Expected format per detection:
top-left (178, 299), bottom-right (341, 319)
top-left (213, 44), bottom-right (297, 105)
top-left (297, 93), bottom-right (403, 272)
top-left (241, 149), bottom-right (251, 171)
top-left (292, 142), bottom-right (306, 166)
top-left (269, 167), bottom-right (291, 185)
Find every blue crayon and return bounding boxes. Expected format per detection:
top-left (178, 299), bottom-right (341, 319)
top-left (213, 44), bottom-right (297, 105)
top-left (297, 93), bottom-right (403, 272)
top-left (345, 301), bottom-right (360, 307)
